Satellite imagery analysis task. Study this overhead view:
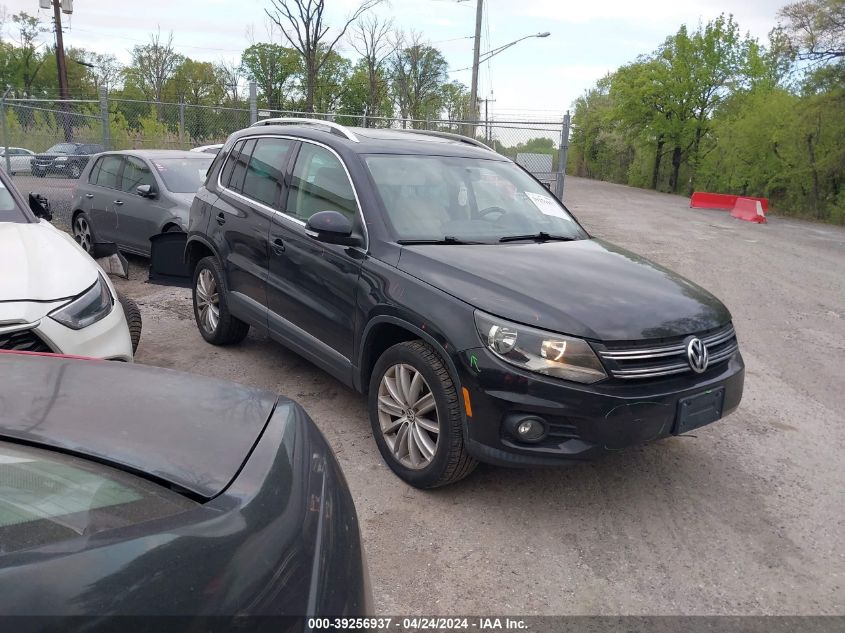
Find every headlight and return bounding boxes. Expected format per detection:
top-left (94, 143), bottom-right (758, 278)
top-left (474, 311), bottom-right (607, 384)
top-left (49, 274), bottom-right (113, 330)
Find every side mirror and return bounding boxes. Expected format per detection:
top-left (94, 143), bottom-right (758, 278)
top-left (305, 210), bottom-right (359, 247)
top-left (136, 184), bottom-right (156, 198)
top-left (28, 193), bottom-right (52, 222)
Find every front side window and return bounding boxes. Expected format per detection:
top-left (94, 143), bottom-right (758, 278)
top-left (0, 442), bottom-right (196, 554)
top-left (241, 137), bottom-right (294, 207)
top-left (287, 144), bottom-right (357, 222)
top-left (364, 155), bottom-right (587, 243)
top-left (94, 156), bottom-right (124, 190)
top-left (0, 179), bottom-right (27, 222)
top-left (120, 156), bottom-right (155, 193)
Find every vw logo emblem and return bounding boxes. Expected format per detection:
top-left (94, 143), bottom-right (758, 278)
top-left (687, 337), bottom-right (709, 373)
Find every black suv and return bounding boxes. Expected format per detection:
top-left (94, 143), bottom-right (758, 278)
top-left (186, 120), bottom-right (744, 488)
top-left (31, 142), bottom-right (105, 179)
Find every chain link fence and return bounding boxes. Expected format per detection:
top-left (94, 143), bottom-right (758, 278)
top-left (1, 87), bottom-right (568, 230)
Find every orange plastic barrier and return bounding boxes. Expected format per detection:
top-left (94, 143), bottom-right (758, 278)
top-left (731, 197), bottom-right (767, 224)
top-left (691, 192), bottom-right (768, 212)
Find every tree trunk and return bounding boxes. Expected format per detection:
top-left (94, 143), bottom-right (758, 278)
top-left (305, 60), bottom-right (317, 113)
top-left (688, 126), bottom-right (703, 197)
top-left (651, 135), bottom-right (664, 190)
top-left (807, 132), bottom-right (822, 219)
top-left (669, 145), bottom-right (682, 194)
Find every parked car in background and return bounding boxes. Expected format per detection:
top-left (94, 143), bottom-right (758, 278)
top-left (191, 143), bottom-right (224, 155)
top-left (185, 119), bottom-right (744, 489)
top-left (0, 147), bottom-right (35, 175)
top-left (0, 352), bottom-right (372, 620)
top-left (0, 169), bottom-right (134, 360)
top-left (71, 150), bottom-right (214, 256)
top-left (31, 142), bottom-right (105, 179)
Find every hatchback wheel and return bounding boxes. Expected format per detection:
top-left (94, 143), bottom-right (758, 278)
top-left (68, 162), bottom-right (82, 179)
top-left (192, 256), bottom-right (249, 345)
top-left (72, 212), bottom-right (96, 256)
top-left (369, 340), bottom-right (477, 488)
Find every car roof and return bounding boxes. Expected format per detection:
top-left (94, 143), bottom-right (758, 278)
top-left (231, 124), bottom-right (509, 160)
top-left (101, 149), bottom-right (209, 160)
top-left (0, 353), bottom-right (280, 499)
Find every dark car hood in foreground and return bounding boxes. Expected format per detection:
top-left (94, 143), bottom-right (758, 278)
top-left (398, 238), bottom-right (731, 341)
top-left (0, 354), bottom-right (277, 498)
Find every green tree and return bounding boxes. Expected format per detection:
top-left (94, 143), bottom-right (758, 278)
top-left (240, 43), bottom-right (301, 109)
top-left (390, 33), bottom-right (448, 125)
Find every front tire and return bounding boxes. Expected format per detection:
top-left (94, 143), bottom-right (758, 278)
top-left (68, 162), bottom-right (82, 179)
top-left (71, 211), bottom-right (96, 256)
top-left (368, 340), bottom-right (477, 488)
top-left (117, 292), bottom-right (142, 354)
top-left (192, 256), bottom-right (249, 345)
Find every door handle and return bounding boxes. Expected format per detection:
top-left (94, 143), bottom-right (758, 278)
top-left (113, 200), bottom-right (124, 206)
top-left (216, 212), bottom-right (226, 226)
top-left (85, 193), bottom-right (94, 199)
top-left (271, 237), bottom-right (285, 253)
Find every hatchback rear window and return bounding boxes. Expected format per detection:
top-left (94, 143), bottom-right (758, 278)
top-left (0, 442), bottom-right (196, 554)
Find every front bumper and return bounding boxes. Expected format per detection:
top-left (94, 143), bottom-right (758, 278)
top-left (456, 346), bottom-right (744, 466)
top-left (0, 301), bottom-right (133, 362)
top-left (31, 161), bottom-right (72, 174)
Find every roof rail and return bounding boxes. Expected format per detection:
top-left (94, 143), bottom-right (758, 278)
top-left (403, 129), bottom-right (492, 151)
top-left (250, 117), bottom-right (359, 142)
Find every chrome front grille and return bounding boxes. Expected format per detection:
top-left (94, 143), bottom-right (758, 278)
top-left (597, 324), bottom-right (738, 380)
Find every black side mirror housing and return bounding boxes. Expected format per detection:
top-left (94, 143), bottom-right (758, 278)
top-left (305, 210), bottom-right (360, 247)
top-left (28, 193), bottom-right (52, 222)
top-left (136, 184), bottom-right (156, 198)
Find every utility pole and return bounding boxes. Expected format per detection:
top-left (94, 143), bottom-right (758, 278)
top-left (51, 0), bottom-right (72, 141)
top-left (468, 0), bottom-right (483, 135)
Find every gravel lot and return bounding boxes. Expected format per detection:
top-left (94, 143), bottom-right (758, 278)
top-left (103, 176), bottom-right (845, 615)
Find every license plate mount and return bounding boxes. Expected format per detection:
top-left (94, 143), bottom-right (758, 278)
top-left (674, 387), bottom-right (725, 435)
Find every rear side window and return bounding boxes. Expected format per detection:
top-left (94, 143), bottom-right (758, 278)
top-left (287, 143), bottom-right (357, 222)
top-left (218, 141), bottom-right (242, 188)
top-left (240, 137), bottom-right (294, 207)
top-left (228, 139), bottom-right (255, 194)
top-left (95, 155), bottom-right (123, 190)
top-left (0, 442), bottom-right (196, 554)
top-left (121, 156), bottom-right (155, 193)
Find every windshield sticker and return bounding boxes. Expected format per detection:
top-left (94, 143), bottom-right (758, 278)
top-left (525, 191), bottom-right (569, 220)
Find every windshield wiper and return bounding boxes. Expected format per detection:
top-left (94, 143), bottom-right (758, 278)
top-left (397, 236), bottom-right (481, 245)
top-left (498, 232), bottom-right (576, 243)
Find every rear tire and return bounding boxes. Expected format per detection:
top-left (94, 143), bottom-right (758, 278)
top-left (117, 292), bottom-right (142, 354)
top-left (71, 211), bottom-right (96, 256)
top-left (192, 256), bottom-right (249, 345)
top-left (368, 340), bottom-right (477, 488)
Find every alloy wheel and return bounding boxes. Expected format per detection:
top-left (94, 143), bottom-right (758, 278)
top-left (377, 363), bottom-right (440, 469)
top-left (72, 216), bottom-right (92, 253)
top-left (69, 163), bottom-right (81, 179)
top-left (195, 268), bottom-right (220, 334)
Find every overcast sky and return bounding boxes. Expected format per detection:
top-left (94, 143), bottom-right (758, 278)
top-left (5, 0), bottom-right (783, 120)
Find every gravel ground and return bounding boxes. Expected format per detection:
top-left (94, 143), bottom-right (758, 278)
top-left (108, 176), bottom-right (844, 615)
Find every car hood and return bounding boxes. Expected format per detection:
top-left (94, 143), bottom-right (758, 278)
top-left (0, 354), bottom-right (279, 499)
top-left (397, 238), bottom-right (731, 341)
top-left (0, 222), bottom-right (97, 302)
top-left (33, 153), bottom-right (70, 159)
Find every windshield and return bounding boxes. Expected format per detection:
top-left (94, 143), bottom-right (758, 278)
top-left (365, 155), bottom-right (587, 243)
top-left (0, 180), bottom-right (27, 222)
top-left (0, 442), bottom-right (195, 554)
top-left (152, 157), bottom-right (214, 193)
top-left (46, 143), bottom-right (78, 154)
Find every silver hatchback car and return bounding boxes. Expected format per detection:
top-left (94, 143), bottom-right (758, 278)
top-left (70, 150), bottom-right (213, 256)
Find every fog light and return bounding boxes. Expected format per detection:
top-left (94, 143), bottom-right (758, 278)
top-left (514, 417), bottom-right (546, 442)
